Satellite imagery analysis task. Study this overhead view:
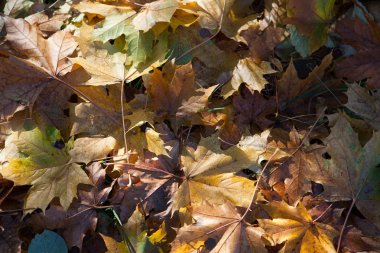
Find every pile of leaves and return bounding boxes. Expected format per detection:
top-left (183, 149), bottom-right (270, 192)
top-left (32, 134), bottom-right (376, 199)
top-left (1, 0), bottom-right (380, 252)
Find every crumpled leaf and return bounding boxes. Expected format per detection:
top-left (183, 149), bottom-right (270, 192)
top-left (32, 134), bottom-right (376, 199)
top-left (259, 201), bottom-right (338, 253)
top-left (172, 202), bottom-right (267, 253)
top-left (223, 57), bottom-right (276, 97)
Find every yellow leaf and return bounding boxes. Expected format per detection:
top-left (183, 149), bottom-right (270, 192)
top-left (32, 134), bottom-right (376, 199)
top-left (145, 128), bottom-right (169, 157)
top-left (258, 201), bottom-right (338, 253)
top-left (132, 0), bottom-right (179, 32)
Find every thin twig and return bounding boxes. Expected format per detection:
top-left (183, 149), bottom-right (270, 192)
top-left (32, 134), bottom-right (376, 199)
top-left (313, 203), bottom-right (334, 223)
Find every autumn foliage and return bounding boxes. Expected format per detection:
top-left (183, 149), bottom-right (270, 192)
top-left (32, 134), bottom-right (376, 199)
top-left (0, 0), bottom-right (380, 252)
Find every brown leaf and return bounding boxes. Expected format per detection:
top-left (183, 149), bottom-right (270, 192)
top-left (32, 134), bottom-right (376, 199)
top-left (345, 83), bottom-right (380, 130)
top-left (25, 163), bottom-right (112, 250)
top-left (144, 62), bottom-right (211, 122)
top-left (172, 202), bottom-right (267, 253)
top-left (233, 85), bottom-right (276, 131)
top-left (0, 17), bottom-right (77, 120)
top-left (0, 54), bottom-right (48, 120)
top-left (335, 17), bottom-right (380, 89)
top-left (227, 57), bottom-right (276, 96)
top-left (277, 53), bottom-right (333, 108)
top-left (5, 17), bottom-right (77, 75)
top-left (267, 129), bottom-right (327, 205)
top-left (240, 25), bottom-right (284, 63)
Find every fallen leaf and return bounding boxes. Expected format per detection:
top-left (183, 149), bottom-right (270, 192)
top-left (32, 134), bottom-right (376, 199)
top-left (0, 126), bottom-right (115, 212)
top-left (321, 114), bottom-right (380, 227)
top-left (233, 85), bottom-right (276, 131)
top-left (277, 53), bottom-right (333, 109)
top-left (335, 16), bottom-right (380, 89)
top-left (224, 57), bottom-right (276, 97)
top-left (345, 83), bottom-right (380, 130)
top-left (285, 0), bottom-right (335, 53)
top-left (259, 201), bottom-right (338, 253)
top-left (132, 0), bottom-right (179, 32)
top-left (171, 135), bottom-right (260, 212)
top-left (172, 202), bottom-right (268, 253)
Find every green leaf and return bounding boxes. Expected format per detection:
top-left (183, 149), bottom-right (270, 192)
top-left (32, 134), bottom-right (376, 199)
top-left (28, 230), bottom-right (68, 253)
top-left (125, 30), bottom-right (154, 67)
top-left (92, 12), bottom-right (136, 43)
top-left (0, 127), bottom-right (117, 212)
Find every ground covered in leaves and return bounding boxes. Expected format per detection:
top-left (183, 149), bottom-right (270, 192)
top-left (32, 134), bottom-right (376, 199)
top-left (0, 0), bottom-right (380, 252)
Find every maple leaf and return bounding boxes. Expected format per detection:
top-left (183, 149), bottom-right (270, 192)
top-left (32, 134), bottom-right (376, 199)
top-left (223, 57), bottom-right (276, 97)
top-left (132, 0), bottom-right (179, 32)
top-left (335, 16), bottom-right (380, 89)
top-left (70, 21), bottom-right (167, 84)
top-left (73, 2), bottom-right (164, 68)
top-left (285, 0), bottom-right (335, 54)
top-left (266, 128), bottom-right (327, 205)
top-left (114, 153), bottom-right (179, 221)
top-left (171, 134), bottom-right (261, 212)
top-left (0, 16), bottom-right (77, 120)
top-left (239, 25), bottom-right (284, 63)
top-left (70, 102), bottom-right (121, 137)
top-left (25, 162), bottom-right (113, 250)
top-left (125, 108), bottom-right (155, 132)
top-left (4, 17), bottom-right (77, 75)
top-left (201, 106), bottom-right (243, 148)
top-left (276, 53), bottom-right (333, 110)
top-left (194, 0), bottom-right (252, 38)
top-left (168, 22), bottom-right (238, 73)
top-left (345, 83), bottom-right (380, 131)
top-left (172, 202), bottom-right (267, 253)
top-left (320, 114), bottom-right (380, 227)
top-left (0, 126), bottom-right (115, 212)
top-left (143, 62), bottom-right (214, 125)
top-left (128, 127), bottom-right (169, 157)
top-left (233, 85), bottom-right (277, 131)
top-left (259, 201), bottom-right (338, 253)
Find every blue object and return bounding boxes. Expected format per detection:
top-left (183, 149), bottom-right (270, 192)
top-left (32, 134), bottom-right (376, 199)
top-left (28, 230), bottom-right (68, 253)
